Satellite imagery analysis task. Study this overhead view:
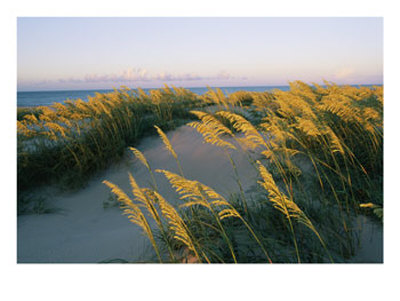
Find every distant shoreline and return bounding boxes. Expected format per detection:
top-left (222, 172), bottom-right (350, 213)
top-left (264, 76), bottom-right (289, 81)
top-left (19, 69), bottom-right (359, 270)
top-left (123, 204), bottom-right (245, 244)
top-left (17, 83), bottom-right (382, 94)
top-left (17, 85), bottom-right (289, 107)
top-left (17, 84), bottom-right (383, 108)
top-left (17, 85), bottom-right (290, 94)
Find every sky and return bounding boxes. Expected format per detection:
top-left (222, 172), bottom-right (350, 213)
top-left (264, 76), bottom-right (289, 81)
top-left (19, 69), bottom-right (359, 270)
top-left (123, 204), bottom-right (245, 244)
top-left (17, 17), bottom-right (383, 91)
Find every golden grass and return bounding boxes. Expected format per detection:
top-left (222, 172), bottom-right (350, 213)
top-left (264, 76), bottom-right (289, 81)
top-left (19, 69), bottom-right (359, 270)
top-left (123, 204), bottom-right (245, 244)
top-left (19, 81), bottom-right (382, 263)
top-left (101, 82), bottom-right (382, 263)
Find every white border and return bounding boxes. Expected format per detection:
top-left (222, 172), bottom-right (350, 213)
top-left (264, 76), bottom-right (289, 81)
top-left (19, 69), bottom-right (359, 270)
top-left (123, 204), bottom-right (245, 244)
top-left (1, 1), bottom-right (398, 301)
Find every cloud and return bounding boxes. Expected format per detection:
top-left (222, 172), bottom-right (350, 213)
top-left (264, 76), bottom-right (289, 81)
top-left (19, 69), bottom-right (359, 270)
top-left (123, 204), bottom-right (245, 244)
top-left (19, 68), bottom-right (247, 89)
top-left (333, 67), bottom-right (355, 80)
top-left (82, 68), bottom-right (150, 83)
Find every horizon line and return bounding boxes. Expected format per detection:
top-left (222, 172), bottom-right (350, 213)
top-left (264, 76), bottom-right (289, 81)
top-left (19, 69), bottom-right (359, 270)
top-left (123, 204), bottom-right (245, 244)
top-left (17, 82), bottom-right (383, 93)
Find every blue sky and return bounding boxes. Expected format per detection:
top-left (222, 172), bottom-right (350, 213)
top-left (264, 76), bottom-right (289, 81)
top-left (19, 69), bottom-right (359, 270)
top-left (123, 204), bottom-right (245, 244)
top-left (17, 17), bottom-right (383, 91)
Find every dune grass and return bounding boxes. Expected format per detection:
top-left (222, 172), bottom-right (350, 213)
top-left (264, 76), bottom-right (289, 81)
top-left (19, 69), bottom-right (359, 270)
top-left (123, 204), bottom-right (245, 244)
top-left (103, 81), bottom-right (383, 263)
top-left (17, 81), bottom-right (383, 262)
top-left (17, 85), bottom-right (208, 197)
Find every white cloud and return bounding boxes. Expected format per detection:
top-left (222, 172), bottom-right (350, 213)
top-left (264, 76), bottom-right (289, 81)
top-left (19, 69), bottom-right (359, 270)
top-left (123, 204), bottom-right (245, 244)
top-left (18, 68), bottom-right (246, 89)
top-left (333, 67), bottom-right (355, 80)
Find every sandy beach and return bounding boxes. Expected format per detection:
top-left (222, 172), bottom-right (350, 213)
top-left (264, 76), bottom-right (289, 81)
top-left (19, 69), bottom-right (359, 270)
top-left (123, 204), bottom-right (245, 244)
top-left (17, 124), bottom-right (383, 263)
top-left (17, 125), bottom-right (259, 263)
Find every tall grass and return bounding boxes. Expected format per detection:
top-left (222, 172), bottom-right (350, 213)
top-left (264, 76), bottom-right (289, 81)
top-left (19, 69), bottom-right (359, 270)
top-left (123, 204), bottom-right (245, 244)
top-left (102, 82), bottom-right (382, 263)
top-left (18, 82), bottom-right (383, 262)
top-left (17, 85), bottom-right (207, 195)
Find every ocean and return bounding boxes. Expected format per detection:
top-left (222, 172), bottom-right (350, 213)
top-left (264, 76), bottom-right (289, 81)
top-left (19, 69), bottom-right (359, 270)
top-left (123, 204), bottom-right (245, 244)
top-left (17, 86), bottom-right (290, 107)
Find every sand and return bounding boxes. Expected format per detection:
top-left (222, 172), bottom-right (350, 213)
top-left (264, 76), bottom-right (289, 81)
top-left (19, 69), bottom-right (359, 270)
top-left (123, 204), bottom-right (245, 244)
top-left (17, 125), bottom-right (258, 263)
top-left (17, 124), bottom-right (383, 263)
top-left (351, 215), bottom-right (383, 263)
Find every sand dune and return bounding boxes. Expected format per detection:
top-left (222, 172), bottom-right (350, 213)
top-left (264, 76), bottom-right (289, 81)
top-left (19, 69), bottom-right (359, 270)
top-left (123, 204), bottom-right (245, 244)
top-left (17, 124), bottom-right (382, 263)
top-left (17, 125), bottom-right (258, 263)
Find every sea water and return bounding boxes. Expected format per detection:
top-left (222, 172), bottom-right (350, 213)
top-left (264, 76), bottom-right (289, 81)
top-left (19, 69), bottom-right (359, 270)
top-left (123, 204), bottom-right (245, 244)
top-left (17, 86), bottom-right (290, 107)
